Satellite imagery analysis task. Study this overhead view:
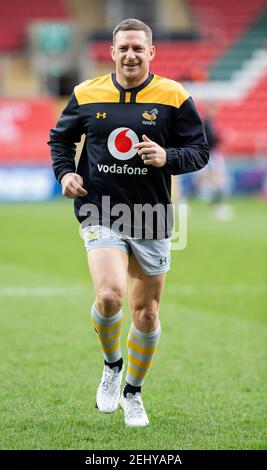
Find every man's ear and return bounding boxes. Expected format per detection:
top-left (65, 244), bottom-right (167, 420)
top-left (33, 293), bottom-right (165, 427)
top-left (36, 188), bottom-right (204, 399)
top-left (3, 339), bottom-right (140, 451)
top-left (149, 45), bottom-right (156, 61)
top-left (110, 45), bottom-right (115, 62)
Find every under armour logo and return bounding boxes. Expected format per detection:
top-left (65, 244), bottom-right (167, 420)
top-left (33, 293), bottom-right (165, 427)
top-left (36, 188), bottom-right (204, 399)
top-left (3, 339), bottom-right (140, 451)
top-left (96, 112), bottom-right (107, 119)
top-left (159, 257), bottom-right (167, 265)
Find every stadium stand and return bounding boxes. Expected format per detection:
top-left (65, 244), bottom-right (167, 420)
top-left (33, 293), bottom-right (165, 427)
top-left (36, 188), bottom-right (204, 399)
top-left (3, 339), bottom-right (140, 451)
top-left (0, 0), bottom-right (69, 51)
top-left (209, 7), bottom-right (267, 80)
top-left (0, 99), bottom-right (56, 163)
top-left (217, 71), bottom-right (267, 156)
top-left (189, 0), bottom-right (266, 45)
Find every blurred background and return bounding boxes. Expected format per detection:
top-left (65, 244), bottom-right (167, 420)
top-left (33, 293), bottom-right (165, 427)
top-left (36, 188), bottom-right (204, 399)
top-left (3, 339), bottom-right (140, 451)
top-left (1, 0), bottom-right (267, 450)
top-left (0, 0), bottom-right (267, 203)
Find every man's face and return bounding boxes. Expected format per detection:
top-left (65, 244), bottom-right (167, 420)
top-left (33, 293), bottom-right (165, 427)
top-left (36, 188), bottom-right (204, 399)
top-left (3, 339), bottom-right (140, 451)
top-left (111, 30), bottom-right (155, 86)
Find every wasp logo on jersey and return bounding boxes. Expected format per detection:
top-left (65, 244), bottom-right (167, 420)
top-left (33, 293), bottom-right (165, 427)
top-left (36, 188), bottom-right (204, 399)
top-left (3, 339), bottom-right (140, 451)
top-left (96, 112), bottom-right (107, 119)
top-left (142, 108), bottom-right (158, 126)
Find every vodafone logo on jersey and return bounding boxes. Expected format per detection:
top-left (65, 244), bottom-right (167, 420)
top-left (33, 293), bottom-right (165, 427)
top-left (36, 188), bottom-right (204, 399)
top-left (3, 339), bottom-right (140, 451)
top-left (107, 127), bottom-right (139, 160)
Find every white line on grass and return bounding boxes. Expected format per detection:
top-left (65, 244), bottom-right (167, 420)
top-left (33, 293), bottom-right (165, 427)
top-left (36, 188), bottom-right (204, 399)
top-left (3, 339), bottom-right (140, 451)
top-left (0, 286), bottom-right (85, 296)
top-left (0, 284), bottom-right (266, 297)
top-left (166, 285), bottom-right (267, 295)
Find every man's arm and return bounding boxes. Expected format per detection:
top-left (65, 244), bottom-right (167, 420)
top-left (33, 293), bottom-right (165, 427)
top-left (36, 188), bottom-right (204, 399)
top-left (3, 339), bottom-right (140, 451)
top-left (48, 92), bottom-right (88, 198)
top-left (165, 96), bottom-right (209, 175)
top-left (134, 97), bottom-right (209, 174)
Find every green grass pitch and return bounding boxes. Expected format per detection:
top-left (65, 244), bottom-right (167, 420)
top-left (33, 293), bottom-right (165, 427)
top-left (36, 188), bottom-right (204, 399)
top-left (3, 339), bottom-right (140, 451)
top-left (0, 197), bottom-right (266, 450)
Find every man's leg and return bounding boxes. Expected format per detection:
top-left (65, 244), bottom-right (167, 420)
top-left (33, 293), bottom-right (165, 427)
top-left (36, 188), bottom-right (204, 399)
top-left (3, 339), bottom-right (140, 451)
top-left (87, 247), bottom-right (129, 412)
top-left (120, 256), bottom-right (166, 426)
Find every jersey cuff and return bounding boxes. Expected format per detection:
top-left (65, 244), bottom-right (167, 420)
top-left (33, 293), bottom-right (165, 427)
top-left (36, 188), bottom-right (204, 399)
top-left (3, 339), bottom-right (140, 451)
top-left (57, 168), bottom-right (76, 183)
top-left (165, 148), bottom-right (179, 172)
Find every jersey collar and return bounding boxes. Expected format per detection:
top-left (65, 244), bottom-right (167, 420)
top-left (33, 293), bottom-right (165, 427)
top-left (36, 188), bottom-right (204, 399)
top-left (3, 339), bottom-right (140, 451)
top-left (111, 72), bottom-right (154, 103)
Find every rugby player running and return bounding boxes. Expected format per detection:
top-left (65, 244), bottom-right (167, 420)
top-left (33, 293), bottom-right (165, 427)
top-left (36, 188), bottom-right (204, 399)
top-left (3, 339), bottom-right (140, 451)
top-left (49, 19), bottom-right (209, 427)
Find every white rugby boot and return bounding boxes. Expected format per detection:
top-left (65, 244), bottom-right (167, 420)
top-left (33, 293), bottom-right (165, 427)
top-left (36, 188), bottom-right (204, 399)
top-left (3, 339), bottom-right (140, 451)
top-left (96, 365), bottom-right (124, 413)
top-left (120, 392), bottom-right (149, 427)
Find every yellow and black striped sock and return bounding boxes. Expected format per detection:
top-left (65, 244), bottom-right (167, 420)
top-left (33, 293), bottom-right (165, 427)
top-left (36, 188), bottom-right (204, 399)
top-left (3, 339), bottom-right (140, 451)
top-left (91, 304), bottom-right (123, 364)
top-left (125, 322), bottom-right (161, 390)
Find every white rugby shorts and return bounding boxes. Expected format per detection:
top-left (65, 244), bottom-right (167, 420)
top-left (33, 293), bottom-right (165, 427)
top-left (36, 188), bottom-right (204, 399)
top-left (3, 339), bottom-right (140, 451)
top-left (82, 225), bottom-right (171, 276)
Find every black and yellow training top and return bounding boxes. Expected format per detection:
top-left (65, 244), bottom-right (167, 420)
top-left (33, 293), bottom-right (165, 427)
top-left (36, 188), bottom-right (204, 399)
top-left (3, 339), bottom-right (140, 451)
top-left (49, 72), bottom-right (209, 238)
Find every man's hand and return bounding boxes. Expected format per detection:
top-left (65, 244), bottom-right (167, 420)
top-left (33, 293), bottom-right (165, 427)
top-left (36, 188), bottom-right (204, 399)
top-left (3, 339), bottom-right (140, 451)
top-left (134, 134), bottom-right (167, 167)
top-left (61, 173), bottom-right (88, 199)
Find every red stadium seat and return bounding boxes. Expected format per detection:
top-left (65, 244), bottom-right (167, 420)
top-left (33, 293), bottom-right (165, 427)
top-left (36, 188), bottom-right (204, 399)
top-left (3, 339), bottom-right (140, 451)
top-left (0, 0), bottom-right (70, 50)
top-left (216, 73), bottom-right (267, 156)
top-left (0, 99), bottom-right (57, 163)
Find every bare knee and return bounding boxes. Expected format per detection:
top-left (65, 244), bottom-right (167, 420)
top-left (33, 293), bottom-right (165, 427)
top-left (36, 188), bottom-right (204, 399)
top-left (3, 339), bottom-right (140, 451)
top-left (96, 288), bottom-right (124, 317)
top-left (133, 305), bottom-right (159, 332)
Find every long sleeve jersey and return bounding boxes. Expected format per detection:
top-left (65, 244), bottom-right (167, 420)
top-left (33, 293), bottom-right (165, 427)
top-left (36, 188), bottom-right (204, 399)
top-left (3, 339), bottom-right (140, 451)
top-left (49, 72), bottom-right (209, 238)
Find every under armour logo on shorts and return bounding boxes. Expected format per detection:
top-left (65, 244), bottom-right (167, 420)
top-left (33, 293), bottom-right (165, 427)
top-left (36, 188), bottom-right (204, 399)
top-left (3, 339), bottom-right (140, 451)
top-left (159, 257), bottom-right (167, 265)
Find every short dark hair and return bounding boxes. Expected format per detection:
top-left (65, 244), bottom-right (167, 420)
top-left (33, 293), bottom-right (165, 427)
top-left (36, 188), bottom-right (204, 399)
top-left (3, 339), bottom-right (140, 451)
top-left (113, 18), bottom-right (153, 45)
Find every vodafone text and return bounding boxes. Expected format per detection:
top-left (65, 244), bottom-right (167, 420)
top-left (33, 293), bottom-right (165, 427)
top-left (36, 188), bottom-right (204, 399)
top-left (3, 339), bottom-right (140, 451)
top-left (97, 163), bottom-right (148, 175)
